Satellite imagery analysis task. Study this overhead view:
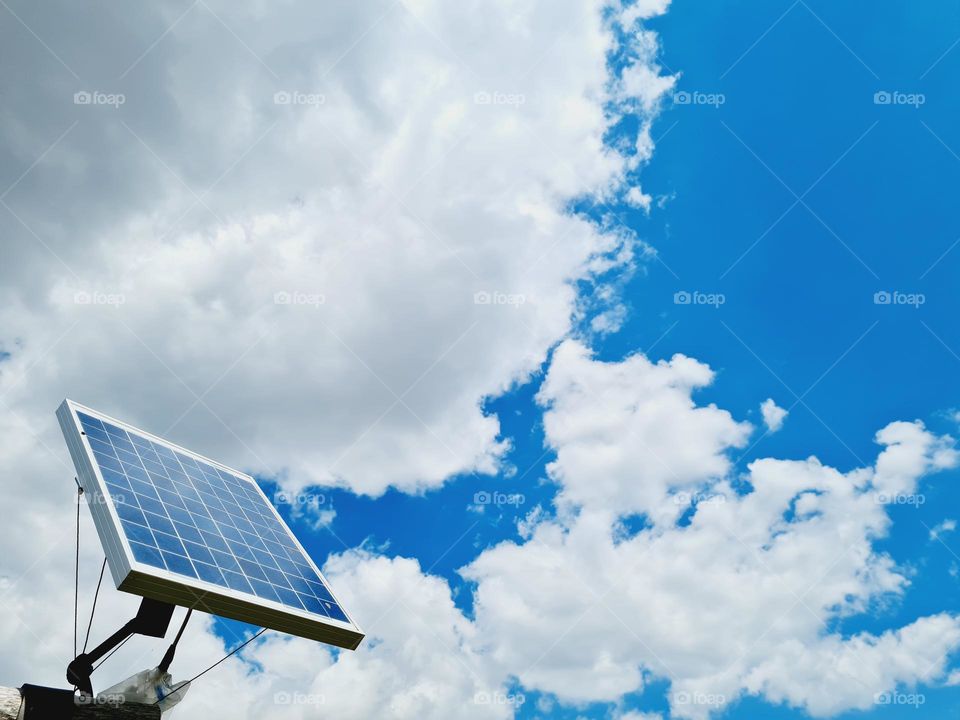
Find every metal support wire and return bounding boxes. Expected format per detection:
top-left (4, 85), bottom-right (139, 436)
top-left (82, 558), bottom-right (108, 654)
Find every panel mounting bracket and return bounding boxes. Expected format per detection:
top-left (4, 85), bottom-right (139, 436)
top-left (66, 597), bottom-right (175, 696)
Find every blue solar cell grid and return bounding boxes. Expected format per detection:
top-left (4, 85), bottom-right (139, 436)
top-left (76, 411), bottom-right (348, 624)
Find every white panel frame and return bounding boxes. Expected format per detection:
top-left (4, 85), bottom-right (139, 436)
top-left (57, 399), bottom-right (364, 650)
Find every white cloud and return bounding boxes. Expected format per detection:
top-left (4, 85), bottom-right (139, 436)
top-left (929, 518), bottom-right (956, 541)
top-left (625, 186), bottom-right (653, 211)
top-left (873, 420), bottom-right (958, 496)
top-left (760, 398), bottom-right (788, 433)
top-left (536, 341), bottom-right (752, 525)
top-left (0, 0), bottom-right (675, 498)
top-left (741, 615), bottom-right (960, 716)
top-left (617, 31), bottom-right (677, 114)
top-left (464, 340), bottom-right (960, 719)
top-left (294, 504), bottom-right (337, 531)
top-left (618, 0), bottom-right (672, 28)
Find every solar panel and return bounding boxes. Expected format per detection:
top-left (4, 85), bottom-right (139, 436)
top-left (57, 399), bottom-right (364, 650)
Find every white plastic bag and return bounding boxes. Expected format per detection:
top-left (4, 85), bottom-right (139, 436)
top-left (97, 667), bottom-right (190, 712)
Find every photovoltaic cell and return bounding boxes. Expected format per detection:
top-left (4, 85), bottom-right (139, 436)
top-left (75, 410), bottom-right (349, 623)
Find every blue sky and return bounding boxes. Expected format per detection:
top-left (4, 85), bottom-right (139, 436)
top-left (257, 1), bottom-right (960, 717)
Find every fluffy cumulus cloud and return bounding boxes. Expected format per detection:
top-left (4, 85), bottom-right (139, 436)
top-left (0, 0), bottom-right (674, 497)
top-left (463, 340), bottom-right (960, 718)
top-left (930, 518), bottom-right (957, 540)
top-left (537, 341), bottom-right (752, 525)
top-left (760, 398), bottom-right (788, 433)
